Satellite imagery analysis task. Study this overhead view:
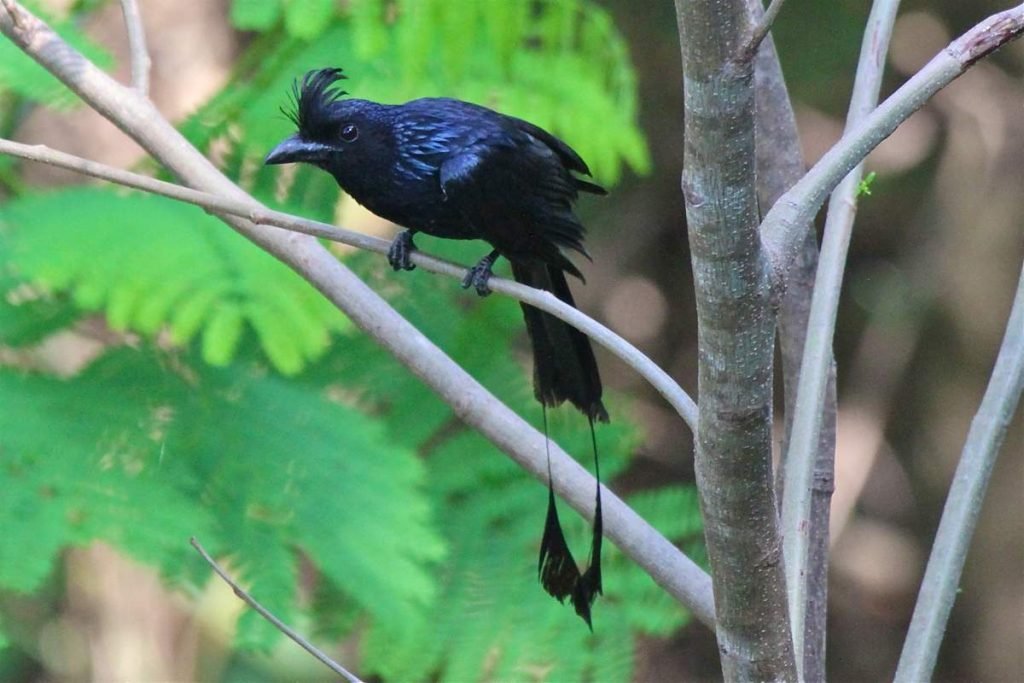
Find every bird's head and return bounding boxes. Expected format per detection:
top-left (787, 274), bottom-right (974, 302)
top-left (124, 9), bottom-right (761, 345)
top-left (264, 68), bottom-right (387, 175)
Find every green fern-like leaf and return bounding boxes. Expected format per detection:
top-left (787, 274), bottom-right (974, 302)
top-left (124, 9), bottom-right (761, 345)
top-left (0, 347), bottom-right (445, 650)
top-left (0, 261), bottom-right (79, 347)
top-left (0, 358), bottom-right (212, 594)
top-left (0, 187), bottom-right (349, 373)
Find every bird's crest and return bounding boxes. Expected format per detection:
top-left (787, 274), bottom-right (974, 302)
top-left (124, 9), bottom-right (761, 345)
top-left (282, 68), bottom-right (348, 140)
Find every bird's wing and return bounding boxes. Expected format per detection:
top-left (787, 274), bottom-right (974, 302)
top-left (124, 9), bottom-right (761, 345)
top-left (508, 117), bottom-right (606, 196)
top-left (439, 133), bottom-right (590, 270)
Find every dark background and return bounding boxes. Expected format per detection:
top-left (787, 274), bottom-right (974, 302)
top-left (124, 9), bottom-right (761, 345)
top-left (592, 1), bottom-right (1024, 680)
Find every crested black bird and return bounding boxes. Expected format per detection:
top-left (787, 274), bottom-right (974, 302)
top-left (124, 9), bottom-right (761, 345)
top-left (265, 68), bottom-right (608, 627)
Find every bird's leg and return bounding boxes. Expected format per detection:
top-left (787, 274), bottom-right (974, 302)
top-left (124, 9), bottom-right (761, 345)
top-left (461, 250), bottom-right (500, 297)
top-left (387, 229), bottom-right (418, 271)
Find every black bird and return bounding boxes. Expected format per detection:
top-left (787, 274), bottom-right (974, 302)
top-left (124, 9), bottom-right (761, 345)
top-left (265, 68), bottom-right (608, 627)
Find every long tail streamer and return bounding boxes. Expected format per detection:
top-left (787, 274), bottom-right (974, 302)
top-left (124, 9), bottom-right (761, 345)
top-left (537, 408), bottom-right (604, 629)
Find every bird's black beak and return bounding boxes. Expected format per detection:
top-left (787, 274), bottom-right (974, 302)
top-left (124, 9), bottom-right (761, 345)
top-left (264, 135), bottom-right (334, 166)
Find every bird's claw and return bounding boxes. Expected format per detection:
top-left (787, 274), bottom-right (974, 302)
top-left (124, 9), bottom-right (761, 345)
top-left (461, 263), bottom-right (493, 297)
top-left (387, 230), bottom-right (417, 271)
top-left (461, 251), bottom-right (500, 297)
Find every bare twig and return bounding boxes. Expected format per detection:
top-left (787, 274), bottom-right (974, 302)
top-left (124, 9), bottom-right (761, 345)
top-left (894, 262), bottom-right (1024, 680)
top-left (118, 0), bottom-right (150, 95)
top-left (780, 0), bottom-right (901, 671)
top-left (190, 537), bottom-right (363, 682)
top-left (0, 138), bottom-right (698, 430)
top-left (745, 0), bottom-right (787, 57)
top-left (762, 3), bottom-right (1024, 277)
top-left (0, 2), bottom-right (716, 628)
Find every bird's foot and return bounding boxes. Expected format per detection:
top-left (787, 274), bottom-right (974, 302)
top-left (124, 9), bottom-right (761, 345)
top-left (387, 230), bottom-right (417, 271)
top-left (461, 250), bottom-right (500, 297)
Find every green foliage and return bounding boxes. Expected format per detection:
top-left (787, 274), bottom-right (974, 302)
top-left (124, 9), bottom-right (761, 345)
top-left (0, 266), bottom-right (79, 347)
top-left (0, 347), bottom-right (444, 647)
top-left (283, 0), bottom-right (335, 40)
top-left (0, 188), bottom-right (348, 373)
top-left (857, 171), bottom-right (877, 197)
top-left (230, 0), bottom-right (281, 31)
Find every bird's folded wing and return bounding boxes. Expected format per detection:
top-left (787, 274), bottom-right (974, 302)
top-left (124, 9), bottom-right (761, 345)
top-left (438, 135), bottom-right (589, 261)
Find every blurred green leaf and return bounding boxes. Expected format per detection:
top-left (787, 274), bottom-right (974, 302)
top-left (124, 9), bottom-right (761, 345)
top-left (284, 0), bottom-right (335, 39)
top-left (230, 0), bottom-right (281, 31)
top-left (0, 188), bottom-right (348, 374)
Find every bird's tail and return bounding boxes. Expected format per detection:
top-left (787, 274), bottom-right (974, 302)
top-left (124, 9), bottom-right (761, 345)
top-left (510, 262), bottom-right (608, 423)
top-left (512, 261), bottom-right (607, 628)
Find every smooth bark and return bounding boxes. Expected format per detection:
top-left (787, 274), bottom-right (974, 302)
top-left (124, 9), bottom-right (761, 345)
top-left (675, 1), bottom-right (795, 679)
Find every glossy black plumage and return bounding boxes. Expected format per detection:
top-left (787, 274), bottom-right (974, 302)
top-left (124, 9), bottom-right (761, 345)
top-left (266, 68), bottom-right (608, 626)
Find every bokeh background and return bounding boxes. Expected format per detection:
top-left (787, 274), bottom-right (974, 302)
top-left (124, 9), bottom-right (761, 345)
top-left (1, 0), bottom-right (1021, 681)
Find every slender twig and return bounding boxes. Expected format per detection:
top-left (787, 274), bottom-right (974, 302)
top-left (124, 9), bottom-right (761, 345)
top-left (780, 0), bottom-right (901, 671)
top-left (0, 2), bottom-right (717, 628)
top-left (762, 3), bottom-right (1024, 277)
top-left (894, 264), bottom-right (1024, 680)
top-left (745, 0), bottom-right (787, 57)
top-left (118, 0), bottom-right (150, 95)
top-left (190, 537), bottom-right (363, 682)
top-left (0, 138), bottom-right (698, 430)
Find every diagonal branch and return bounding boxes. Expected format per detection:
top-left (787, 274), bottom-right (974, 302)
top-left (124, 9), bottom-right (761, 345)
top-left (745, 0), bottom-right (787, 57)
top-left (761, 3), bottom-right (1024, 276)
top-left (190, 537), bottom-right (363, 683)
top-left (0, 138), bottom-right (698, 431)
top-left (0, 1), bottom-right (716, 628)
top-left (894, 260), bottom-right (1024, 681)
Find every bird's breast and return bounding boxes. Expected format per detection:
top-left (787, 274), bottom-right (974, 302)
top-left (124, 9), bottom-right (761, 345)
top-left (339, 172), bottom-right (474, 239)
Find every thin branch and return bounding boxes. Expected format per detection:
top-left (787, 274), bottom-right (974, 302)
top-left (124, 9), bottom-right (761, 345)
top-left (190, 537), bottom-right (363, 683)
top-left (0, 138), bottom-right (697, 431)
top-left (780, 0), bottom-right (901, 671)
top-left (761, 3), bottom-right (1024, 277)
top-left (0, 2), bottom-right (716, 629)
top-left (118, 0), bottom-right (150, 95)
top-left (894, 263), bottom-right (1024, 680)
top-left (745, 0), bottom-right (787, 57)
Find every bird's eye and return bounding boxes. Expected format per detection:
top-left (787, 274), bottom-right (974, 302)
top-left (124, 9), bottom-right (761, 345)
top-left (340, 124), bottom-right (359, 142)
